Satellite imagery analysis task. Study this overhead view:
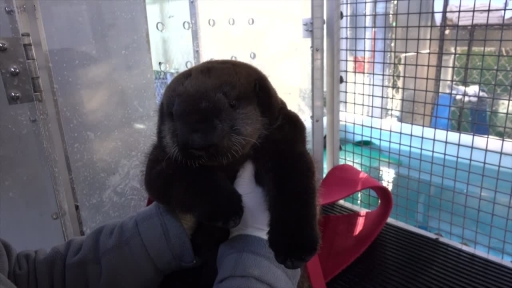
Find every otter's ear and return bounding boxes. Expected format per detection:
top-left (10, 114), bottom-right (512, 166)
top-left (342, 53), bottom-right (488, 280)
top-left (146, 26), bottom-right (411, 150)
top-left (254, 78), bottom-right (285, 125)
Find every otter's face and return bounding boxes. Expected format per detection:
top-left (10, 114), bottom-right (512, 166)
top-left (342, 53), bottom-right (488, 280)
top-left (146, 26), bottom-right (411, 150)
top-left (158, 64), bottom-right (266, 166)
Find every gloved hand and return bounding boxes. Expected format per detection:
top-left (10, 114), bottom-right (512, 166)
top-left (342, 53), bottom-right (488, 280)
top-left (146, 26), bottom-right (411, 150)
top-left (229, 160), bottom-right (270, 240)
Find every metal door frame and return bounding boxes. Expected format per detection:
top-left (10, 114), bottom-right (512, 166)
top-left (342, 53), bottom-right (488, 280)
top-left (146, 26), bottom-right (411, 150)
top-left (312, 0), bottom-right (326, 182)
top-left (8, 0), bottom-right (82, 239)
top-left (325, 0), bottom-right (341, 172)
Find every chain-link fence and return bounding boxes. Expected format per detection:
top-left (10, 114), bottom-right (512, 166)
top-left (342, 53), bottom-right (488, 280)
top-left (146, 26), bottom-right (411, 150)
top-left (451, 47), bottom-right (512, 138)
top-left (389, 26), bottom-right (512, 141)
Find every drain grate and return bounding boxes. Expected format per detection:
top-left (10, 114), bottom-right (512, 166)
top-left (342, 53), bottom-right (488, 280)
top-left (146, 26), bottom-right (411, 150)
top-left (323, 204), bottom-right (512, 288)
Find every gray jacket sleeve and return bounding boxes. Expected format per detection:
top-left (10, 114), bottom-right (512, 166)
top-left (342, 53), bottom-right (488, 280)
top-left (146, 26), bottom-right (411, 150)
top-left (215, 235), bottom-right (300, 288)
top-left (0, 203), bottom-right (196, 288)
top-left (0, 203), bottom-right (300, 288)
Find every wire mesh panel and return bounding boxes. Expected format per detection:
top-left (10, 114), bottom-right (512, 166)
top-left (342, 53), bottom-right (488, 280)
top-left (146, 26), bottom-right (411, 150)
top-left (337, 0), bottom-right (512, 263)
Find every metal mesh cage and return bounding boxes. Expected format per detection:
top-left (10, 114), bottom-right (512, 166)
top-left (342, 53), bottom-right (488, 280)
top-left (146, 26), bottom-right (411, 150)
top-left (339, 0), bottom-right (512, 262)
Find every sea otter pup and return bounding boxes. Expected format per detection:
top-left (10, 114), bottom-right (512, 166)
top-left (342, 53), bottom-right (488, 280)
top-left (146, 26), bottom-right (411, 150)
top-left (144, 60), bottom-right (319, 287)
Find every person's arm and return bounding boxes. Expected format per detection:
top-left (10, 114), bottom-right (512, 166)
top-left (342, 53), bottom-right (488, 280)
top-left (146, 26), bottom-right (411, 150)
top-left (0, 203), bottom-right (196, 288)
top-left (215, 235), bottom-right (300, 288)
top-left (214, 160), bottom-right (301, 288)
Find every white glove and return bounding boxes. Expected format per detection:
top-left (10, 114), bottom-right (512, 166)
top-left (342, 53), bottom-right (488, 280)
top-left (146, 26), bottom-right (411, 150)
top-left (229, 160), bottom-right (270, 240)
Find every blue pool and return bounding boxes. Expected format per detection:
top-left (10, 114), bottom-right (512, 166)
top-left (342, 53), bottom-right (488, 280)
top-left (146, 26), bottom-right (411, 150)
top-left (323, 144), bottom-right (512, 262)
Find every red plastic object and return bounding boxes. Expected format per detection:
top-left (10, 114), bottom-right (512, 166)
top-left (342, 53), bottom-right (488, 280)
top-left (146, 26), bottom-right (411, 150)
top-left (353, 56), bottom-right (367, 73)
top-left (305, 164), bottom-right (393, 287)
top-left (353, 30), bottom-right (376, 73)
top-left (353, 56), bottom-right (374, 73)
top-left (145, 164), bottom-right (392, 287)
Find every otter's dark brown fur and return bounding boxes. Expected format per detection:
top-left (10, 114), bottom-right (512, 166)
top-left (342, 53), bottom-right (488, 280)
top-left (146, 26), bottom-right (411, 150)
top-left (144, 60), bottom-right (319, 287)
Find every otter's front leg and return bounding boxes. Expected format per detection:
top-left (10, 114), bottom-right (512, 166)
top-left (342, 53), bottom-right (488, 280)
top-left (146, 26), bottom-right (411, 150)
top-left (253, 111), bottom-right (320, 270)
top-left (180, 168), bottom-right (244, 229)
top-left (144, 143), bottom-right (243, 229)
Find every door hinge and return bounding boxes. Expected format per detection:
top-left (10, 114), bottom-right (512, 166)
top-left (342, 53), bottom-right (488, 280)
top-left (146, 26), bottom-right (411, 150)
top-left (302, 18), bottom-right (326, 39)
top-left (302, 18), bottom-right (313, 38)
top-left (0, 33), bottom-right (42, 105)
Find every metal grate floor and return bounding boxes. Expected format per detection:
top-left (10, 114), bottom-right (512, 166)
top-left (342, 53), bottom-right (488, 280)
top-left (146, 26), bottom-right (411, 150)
top-left (323, 204), bottom-right (512, 288)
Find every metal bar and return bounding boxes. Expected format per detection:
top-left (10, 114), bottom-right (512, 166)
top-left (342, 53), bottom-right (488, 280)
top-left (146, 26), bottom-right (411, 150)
top-left (457, 26), bottom-right (476, 131)
top-left (387, 0), bottom-right (399, 116)
top-left (189, 0), bottom-right (201, 65)
top-left (311, 0), bottom-right (324, 183)
top-left (462, 27), bottom-right (476, 87)
top-left (339, 1), bottom-right (348, 113)
top-left (13, 0), bottom-right (83, 238)
top-left (382, 0), bottom-right (394, 118)
top-left (431, 0), bottom-right (450, 110)
top-left (326, 0), bottom-right (341, 172)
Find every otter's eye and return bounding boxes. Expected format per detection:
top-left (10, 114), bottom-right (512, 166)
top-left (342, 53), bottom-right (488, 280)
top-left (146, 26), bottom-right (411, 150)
top-left (229, 100), bottom-right (237, 109)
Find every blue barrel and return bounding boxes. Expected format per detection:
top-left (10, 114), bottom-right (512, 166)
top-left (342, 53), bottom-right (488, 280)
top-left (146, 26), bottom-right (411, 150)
top-left (470, 98), bottom-right (489, 135)
top-left (431, 93), bottom-right (453, 130)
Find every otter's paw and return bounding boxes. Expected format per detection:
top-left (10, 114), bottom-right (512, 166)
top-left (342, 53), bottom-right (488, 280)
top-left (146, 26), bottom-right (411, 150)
top-left (200, 191), bottom-right (244, 229)
top-left (268, 222), bottom-right (319, 270)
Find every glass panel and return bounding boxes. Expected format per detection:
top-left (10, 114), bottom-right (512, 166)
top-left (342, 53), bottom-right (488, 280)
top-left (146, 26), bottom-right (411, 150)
top-left (37, 0), bottom-right (157, 233)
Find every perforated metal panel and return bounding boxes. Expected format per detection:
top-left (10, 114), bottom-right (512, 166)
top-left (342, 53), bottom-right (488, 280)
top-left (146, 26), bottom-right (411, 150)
top-left (145, 0), bottom-right (321, 170)
top-left (333, 0), bottom-right (512, 264)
